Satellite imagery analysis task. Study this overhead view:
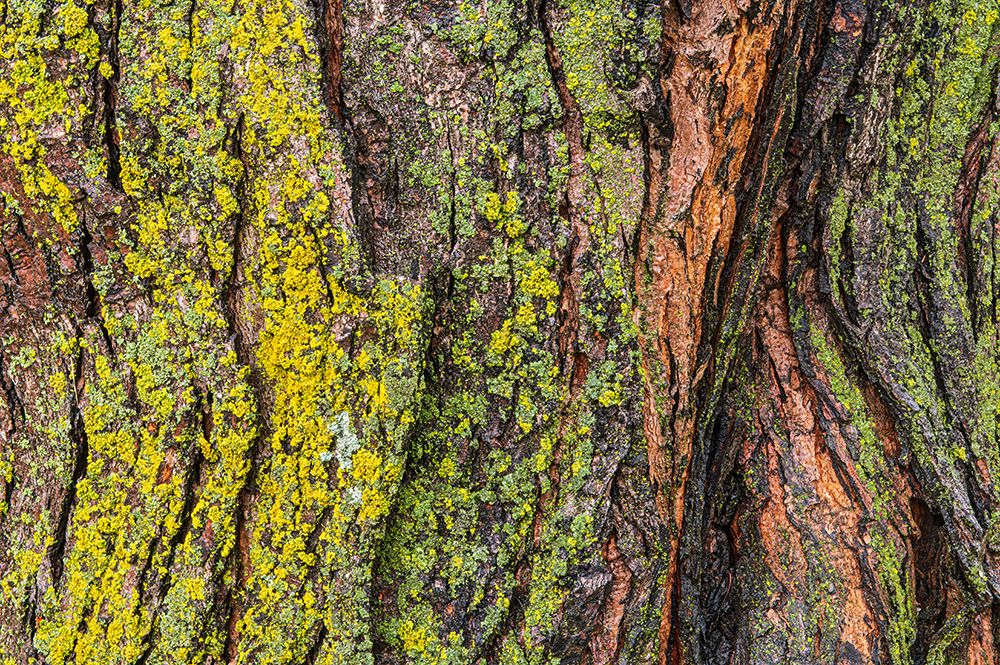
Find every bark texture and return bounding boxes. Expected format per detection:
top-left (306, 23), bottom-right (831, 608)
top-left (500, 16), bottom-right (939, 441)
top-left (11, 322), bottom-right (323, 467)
top-left (2, 0), bottom-right (1000, 663)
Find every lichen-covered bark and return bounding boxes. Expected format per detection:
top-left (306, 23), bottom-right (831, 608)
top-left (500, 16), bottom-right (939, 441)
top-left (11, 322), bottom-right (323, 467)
top-left (3, 0), bottom-right (1000, 663)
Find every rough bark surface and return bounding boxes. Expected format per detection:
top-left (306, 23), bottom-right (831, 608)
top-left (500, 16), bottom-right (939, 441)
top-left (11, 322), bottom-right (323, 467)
top-left (2, 0), bottom-right (1000, 663)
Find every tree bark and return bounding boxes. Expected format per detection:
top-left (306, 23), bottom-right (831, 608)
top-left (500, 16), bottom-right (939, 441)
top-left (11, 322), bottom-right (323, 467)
top-left (2, 0), bottom-right (1000, 663)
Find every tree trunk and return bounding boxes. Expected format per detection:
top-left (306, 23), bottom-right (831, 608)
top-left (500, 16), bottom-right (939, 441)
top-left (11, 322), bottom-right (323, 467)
top-left (2, 0), bottom-right (1000, 663)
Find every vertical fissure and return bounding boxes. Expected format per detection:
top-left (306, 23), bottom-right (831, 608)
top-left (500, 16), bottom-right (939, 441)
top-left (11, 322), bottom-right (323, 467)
top-left (103, 0), bottom-right (123, 191)
top-left (218, 111), bottom-right (255, 660)
top-left (314, 0), bottom-right (345, 125)
top-left (49, 344), bottom-right (90, 585)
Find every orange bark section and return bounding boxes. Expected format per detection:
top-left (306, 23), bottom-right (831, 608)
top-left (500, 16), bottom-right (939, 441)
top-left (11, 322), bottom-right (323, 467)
top-left (633, 3), bottom-right (793, 659)
top-left (751, 241), bottom-right (883, 661)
